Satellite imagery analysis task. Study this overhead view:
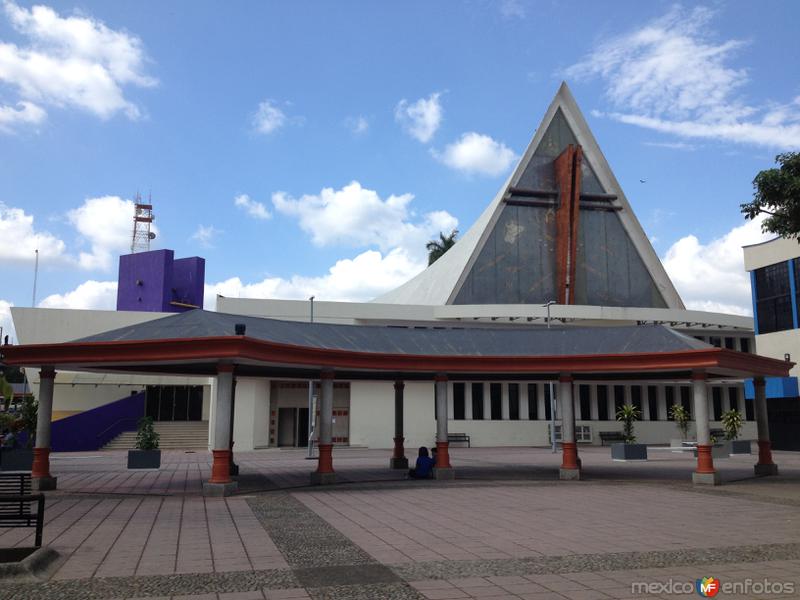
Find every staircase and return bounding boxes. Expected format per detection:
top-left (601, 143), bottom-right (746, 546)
top-left (104, 421), bottom-right (209, 450)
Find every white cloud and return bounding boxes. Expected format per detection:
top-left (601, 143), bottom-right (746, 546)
top-left (0, 100), bottom-right (45, 131)
top-left (643, 141), bottom-right (696, 151)
top-left (662, 215), bottom-right (770, 316)
top-left (0, 299), bottom-right (14, 344)
top-left (252, 100), bottom-right (287, 134)
top-left (272, 181), bottom-right (457, 257)
top-left (38, 279), bottom-right (117, 310)
top-left (67, 196), bottom-right (147, 270)
top-left (345, 115), bottom-right (369, 135)
top-left (394, 92), bottom-right (442, 143)
top-left (206, 247), bottom-right (424, 308)
top-left (0, 1), bottom-right (155, 129)
top-left (0, 202), bottom-right (66, 264)
top-left (234, 194), bottom-right (271, 220)
top-left (191, 224), bottom-right (220, 248)
top-left (500, 0), bottom-right (526, 19)
top-left (433, 132), bottom-right (518, 176)
top-left (565, 6), bottom-right (800, 149)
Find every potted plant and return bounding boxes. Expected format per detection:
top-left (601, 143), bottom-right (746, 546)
top-left (721, 409), bottom-right (750, 454)
top-left (127, 417), bottom-right (161, 469)
top-left (668, 404), bottom-right (691, 449)
top-left (0, 396), bottom-right (35, 472)
top-left (611, 404), bottom-right (647, 460)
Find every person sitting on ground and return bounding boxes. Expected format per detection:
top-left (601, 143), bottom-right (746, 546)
top-left (408, 446), bottom-right (434, 479)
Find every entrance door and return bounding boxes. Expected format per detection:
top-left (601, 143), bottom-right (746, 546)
top-left (278, 408), bottom-right (296, 446)
top-left (297, 407), bottom-right (309, 447)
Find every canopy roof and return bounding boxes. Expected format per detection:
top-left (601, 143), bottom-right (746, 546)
top-left (0, 310), bottom-right (790, 382)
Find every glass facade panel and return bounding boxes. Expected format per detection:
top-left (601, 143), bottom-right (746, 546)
top-left (680, 386), bottom-right (691, 414)
top-left (631, 386), bottom-right (642, 416)
top-left (490, 383), bottom-right (502, 420)
top-left (453, 382), bottom-right (465, 420)
top-left (597, 385), bottom-right (609, 420)
top-left (712, 387), bottom-right (723, 421)
top-left (509, 383), bottom-right (520, 420)
top-left (613, 385), bottom-right (625, 415)
top-left (648, 386), bottom-right (659, 420)
top-left (579, 385), bottom-right (591, 419)
top-left (471, 383), bottom-right (484, 420)
top-left (665, 387), bottom-right (675, 419)
top-left (728, 387), bottom-right (739, 414)
top-left (528, 383), bottom-right (538, 420)
top-left (755, 262), bottom-right (793, 334)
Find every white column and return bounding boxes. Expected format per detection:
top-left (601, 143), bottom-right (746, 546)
top-left (214, 370), bottom-right (234, 450)
top-left (692, 376), bottom-right (710, 446)
top-left (319, 374), bottom-right (334, 445)
top-left (537, 384), bottom-right (546, 420)
top-left (501, 383), bottom-right (510, 420)
top-left (520, 383), bottom-right (530, 420)
top-left (657, 385), bottom-right (667, 421)
top-left (483, 382), bottom-right (491, 421)
top-left (607, 387), bottom-right (616, 421)
top-left (589, 384), bottom-right (599, 421)
top-left (464, 382), bottom-right (473, 420)
top-left (447, 382), bottom-right (455, 421)
top-left (560, 377), bottom-right (575, 442)
top-left (35, 368), bottom-right (55, 449)
top-left (435, 377), bottom-right (448, 443)
top-left (642, 385), bottom-right (651, 421)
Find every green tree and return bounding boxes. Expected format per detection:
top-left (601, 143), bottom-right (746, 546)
top-left (721, 409), bottom-right (744, 441)
top-left (19, 395), bottom-right (38, 448)
top-left (669, 404), bottom-right (691, 440)
top-left (0, 376), bottom-right (13, 412)
top-left (426, 229), bottom-right (458, 265)
top-left (616, 404), bottom-right (641, 444)
top-left (135, 416), bottom-right (160, 450)
top-left (741, 152), bottom-right (800, 239)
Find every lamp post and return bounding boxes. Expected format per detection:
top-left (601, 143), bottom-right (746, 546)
top-left (544, 301), bottom-right (557, 453)
top-left (307, 296), bottom-right (315, 458)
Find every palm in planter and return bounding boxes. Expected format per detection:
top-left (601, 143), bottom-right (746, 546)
top-left (611, 404), bottom-right (646, 460)
top-left (669, 405), bottom-right (691, 441)
top-left (128, 417), bottom-right (161, 469)
top-left (721, 409), bottom-right (750, 454)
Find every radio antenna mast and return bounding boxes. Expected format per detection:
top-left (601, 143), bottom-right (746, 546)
top-left (131, 192), bottom-right (156, 253)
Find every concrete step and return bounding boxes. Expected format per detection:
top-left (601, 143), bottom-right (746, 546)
top-left (103, 421), bottom-right (208, 450)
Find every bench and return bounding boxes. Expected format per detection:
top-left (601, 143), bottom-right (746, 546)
top-left (599, 431), bottom-right (626, 446)
top-left (0, 473), bottom-right (45, 547)
top-left (447, 433), bottom-right (471, 447)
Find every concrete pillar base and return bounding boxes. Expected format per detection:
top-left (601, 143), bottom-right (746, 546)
top-left (692, 471), bottom-right (721, 486)
top-left (310, 471), bottom-right (337, 485)
top-left (202, 481), bottom-right (238, 496)
top-left (433, 467), bottom-right (455, 480)
top-left (754, 463), bottom-right (779, 477)
top-left (31, 476), bottom-right (57, 491)
top-left (559, 468), bottom-right (581, 481)
top-left (390, 457), bottom-right (409, 470)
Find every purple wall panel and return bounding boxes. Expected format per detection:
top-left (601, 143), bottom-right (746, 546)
top-left (117, 250), bottom-right (174, 312)
top-left (171, 257), bottom-right (205, 311)
top-left (51, 392), bottom-right (145, 452)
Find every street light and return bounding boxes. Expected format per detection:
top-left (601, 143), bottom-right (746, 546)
top-left (543, 301), bottom-right (558, 453)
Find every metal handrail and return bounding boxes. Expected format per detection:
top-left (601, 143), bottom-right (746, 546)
top-left (96, 417), bottom-right (139, 439)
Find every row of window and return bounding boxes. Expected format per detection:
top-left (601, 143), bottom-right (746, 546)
top-left (447, 383), bottom-right (753, 422)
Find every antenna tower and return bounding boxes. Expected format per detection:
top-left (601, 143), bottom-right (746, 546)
top-left (131, 192), bottom-right (156, 253)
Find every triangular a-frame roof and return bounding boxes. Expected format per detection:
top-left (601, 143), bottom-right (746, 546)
top-left (375, 82), bottom-right (684, 309)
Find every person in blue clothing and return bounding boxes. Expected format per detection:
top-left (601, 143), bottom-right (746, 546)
top-left (408, 446), bottom-right (434, 479)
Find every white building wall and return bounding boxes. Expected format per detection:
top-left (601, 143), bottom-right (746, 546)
top-left (232, 378), bottom-right (271, 451)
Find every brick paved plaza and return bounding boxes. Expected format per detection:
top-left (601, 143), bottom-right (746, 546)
top-left (2, 446), bottom-right (800, 599)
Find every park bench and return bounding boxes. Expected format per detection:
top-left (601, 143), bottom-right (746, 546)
top-left (0, 473), bottom-right (45, 547)
top-left (447, 433), bottom-right (471, 447)
top-left (599, 431), bottom-right (626, 446)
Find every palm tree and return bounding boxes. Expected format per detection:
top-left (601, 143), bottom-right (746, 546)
top-left (426, 229), bottom-right (458, 265)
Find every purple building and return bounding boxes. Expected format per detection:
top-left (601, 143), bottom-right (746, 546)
top-left (116, 249), bottom-right (205, 312)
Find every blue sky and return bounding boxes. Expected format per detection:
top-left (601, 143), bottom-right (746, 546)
top-left (1, 1), bottom-right (799, 339)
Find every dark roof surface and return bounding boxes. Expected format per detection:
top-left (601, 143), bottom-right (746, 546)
top-left (75, 309), bottom-right (712, 357)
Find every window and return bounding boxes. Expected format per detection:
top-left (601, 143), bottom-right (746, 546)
top-left (453, 382), bottom-right (465, 420)
top-left (509, 383), bottom-right (520, 420)
top-left (728, 387), bottom-right (739, 414)
top-left (631, 386), bottom-right (642, 416)
top-left (579, 385), bottom-right (591, 420)
top-left (471, 383), bottom-right (484, 420)
top-left (712, 387), bottom-right (723, 421)
top-left (666, 387), bottom-right (675, 419)
top-left (648, 386), bottom-right (659, 420)
top-left (597, 385), bottom-right (609, 421)
top-left (724, 337), bottom-right (735, 349)
top-left (745, 398), bottom-right (755, 421)
top-left (709, 336), bottom-right (722, 348)
top-left (490, 383), bottom-right (502, 420)
top-left (740, 338), bottom-right (751, 353)
top-left (680, 386), bottom-right (691, 413)
top-left (613, 385), bottom-right (625, 414)
top-left (528, 383), bottom-right (538, 420)
top-left (755, 262), bottom-right (793, 334)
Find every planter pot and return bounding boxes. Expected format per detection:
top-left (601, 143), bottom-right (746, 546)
top-left (127, 449), bottom-right (161, 469)
top-left (0, 448), bottom-right (33, 471)
top-left (730, 440), bottom-right (752, 455)
top-left (611, 443), bottom-right (648, 461)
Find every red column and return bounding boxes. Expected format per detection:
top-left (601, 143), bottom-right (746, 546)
top-left (754, 377), bottom-right (777, 474)
top-left (210, 449), bottom-right (232, 483)
top-left (558, 374), bottom-right (580, 471)
top-left (392, 381), bottom-right (406, 464)
top-left (434, 374), bottom-right (451, 469)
